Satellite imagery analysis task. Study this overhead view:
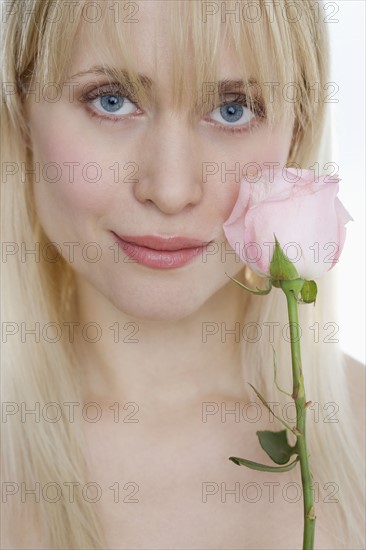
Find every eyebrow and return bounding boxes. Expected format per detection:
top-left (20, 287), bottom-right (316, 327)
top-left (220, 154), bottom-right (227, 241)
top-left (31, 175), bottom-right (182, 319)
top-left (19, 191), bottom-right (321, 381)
top-left (68, 66), bottom-right (153, 89)
top-left (67, 66), bottom-right (260, 94)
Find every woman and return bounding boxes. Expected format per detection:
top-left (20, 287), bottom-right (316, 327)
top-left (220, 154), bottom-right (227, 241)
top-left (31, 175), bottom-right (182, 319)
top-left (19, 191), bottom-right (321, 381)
top-left (1, 0), bottom-right (364, 548)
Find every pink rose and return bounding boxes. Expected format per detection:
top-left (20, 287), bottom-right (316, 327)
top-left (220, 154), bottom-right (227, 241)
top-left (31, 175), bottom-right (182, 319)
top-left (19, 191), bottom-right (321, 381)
top-left (223, 168), bottom-right (353, 280)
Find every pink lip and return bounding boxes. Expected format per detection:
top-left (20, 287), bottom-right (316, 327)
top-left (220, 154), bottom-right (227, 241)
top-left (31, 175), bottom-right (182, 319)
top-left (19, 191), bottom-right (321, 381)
top-left (111, 232), bottom-right (211, 269)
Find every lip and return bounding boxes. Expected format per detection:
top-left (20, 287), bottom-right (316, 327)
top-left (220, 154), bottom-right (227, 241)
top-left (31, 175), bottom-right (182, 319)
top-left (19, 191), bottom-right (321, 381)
top-left (111, 232), bottom-right (212, 269)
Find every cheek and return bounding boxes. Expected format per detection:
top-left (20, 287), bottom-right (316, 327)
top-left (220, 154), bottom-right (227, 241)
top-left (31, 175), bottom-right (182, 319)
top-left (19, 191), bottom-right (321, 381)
top-left (209, 125), bottom-right (293, 223)
top-left (29, 112), bottom-right (128, 243)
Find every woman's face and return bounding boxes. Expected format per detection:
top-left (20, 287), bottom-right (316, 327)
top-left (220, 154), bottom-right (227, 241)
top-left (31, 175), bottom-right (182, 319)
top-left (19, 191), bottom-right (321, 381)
top-left (26, 0), bottom-right (294, 321)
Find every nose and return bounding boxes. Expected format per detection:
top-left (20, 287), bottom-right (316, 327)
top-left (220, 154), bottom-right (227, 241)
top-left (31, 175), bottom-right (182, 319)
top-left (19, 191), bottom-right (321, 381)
top-left (133, 112), bottom-right (204, 214)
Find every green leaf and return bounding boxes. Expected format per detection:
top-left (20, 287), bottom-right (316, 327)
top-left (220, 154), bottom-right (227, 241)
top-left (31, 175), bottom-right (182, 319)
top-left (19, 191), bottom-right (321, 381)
top-left (256, 430), bottom-right (297, 465)
top-left (269, 235), bottom-right (300, 281)
top-left (301, 280), bottom-right (317, 304)
top-left (225, 273), bottom-right (272, 296)
top-left (229, 455), bottom-right (300, 472)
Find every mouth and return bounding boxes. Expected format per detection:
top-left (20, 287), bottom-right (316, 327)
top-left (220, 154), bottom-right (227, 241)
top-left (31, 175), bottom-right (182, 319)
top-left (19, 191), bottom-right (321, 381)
top-left (111, 232), bottom-right (212, 269)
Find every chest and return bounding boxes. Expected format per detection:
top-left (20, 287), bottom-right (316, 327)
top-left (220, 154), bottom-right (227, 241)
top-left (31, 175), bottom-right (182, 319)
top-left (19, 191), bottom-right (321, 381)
top-left (83, 410), bottom-right (305, 549)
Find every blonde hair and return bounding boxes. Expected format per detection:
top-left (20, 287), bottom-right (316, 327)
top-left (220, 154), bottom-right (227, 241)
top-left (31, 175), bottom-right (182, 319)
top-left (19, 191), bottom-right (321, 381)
top-left (1, 0), bottom-right (364, 548)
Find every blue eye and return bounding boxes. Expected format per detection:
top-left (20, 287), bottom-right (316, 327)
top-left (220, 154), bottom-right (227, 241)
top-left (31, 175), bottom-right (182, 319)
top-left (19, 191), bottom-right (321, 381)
top-left (100, 95), bottom-right (125, 113)
top-left (210, 102), bottom-right (255, 127)
top-left (93, 94), bottom-right (138, 116)
top-left (220, 104), bottom-right (245, 122)
top-left (79, 85), bottom-right (140, 120)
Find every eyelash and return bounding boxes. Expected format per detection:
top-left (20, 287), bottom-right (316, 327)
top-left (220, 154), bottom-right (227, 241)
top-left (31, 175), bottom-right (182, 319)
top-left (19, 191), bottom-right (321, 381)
top-left (80, 84), bottom-right (267, 134)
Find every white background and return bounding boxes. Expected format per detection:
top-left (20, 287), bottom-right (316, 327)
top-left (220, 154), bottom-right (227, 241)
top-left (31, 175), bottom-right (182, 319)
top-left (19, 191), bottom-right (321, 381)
top-left (328, 1), bottom-right (365, 364)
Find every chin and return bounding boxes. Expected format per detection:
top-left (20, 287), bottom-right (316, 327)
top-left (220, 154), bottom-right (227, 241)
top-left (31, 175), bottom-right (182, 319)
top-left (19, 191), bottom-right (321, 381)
top-left (108, 291), bottom-right (203, 322)
top-left (95, 264), bottom-right (217, 322)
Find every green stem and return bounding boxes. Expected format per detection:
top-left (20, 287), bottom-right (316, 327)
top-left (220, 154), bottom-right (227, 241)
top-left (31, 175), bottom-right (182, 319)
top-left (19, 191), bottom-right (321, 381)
top-left (281, 279), bottom-right (316, 550)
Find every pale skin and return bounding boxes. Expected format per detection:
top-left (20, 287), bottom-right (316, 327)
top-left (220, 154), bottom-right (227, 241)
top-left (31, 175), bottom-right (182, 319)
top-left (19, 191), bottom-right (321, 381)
top-left (15, 1), bottom-right (364, 548)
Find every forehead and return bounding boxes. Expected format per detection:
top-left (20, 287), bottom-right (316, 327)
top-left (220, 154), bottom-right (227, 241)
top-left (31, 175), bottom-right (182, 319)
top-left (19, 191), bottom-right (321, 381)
top-left (67, 0), bottom-right (258, 90)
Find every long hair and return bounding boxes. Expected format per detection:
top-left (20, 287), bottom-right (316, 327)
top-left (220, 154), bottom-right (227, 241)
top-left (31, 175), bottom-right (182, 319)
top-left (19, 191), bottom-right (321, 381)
top-left (1, 1), bottom-right (364, 548)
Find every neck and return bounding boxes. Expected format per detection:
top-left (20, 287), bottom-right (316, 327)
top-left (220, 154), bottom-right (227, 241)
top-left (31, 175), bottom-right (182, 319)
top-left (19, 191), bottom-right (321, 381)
top-left (74, 276), bottom-right (248, 412)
